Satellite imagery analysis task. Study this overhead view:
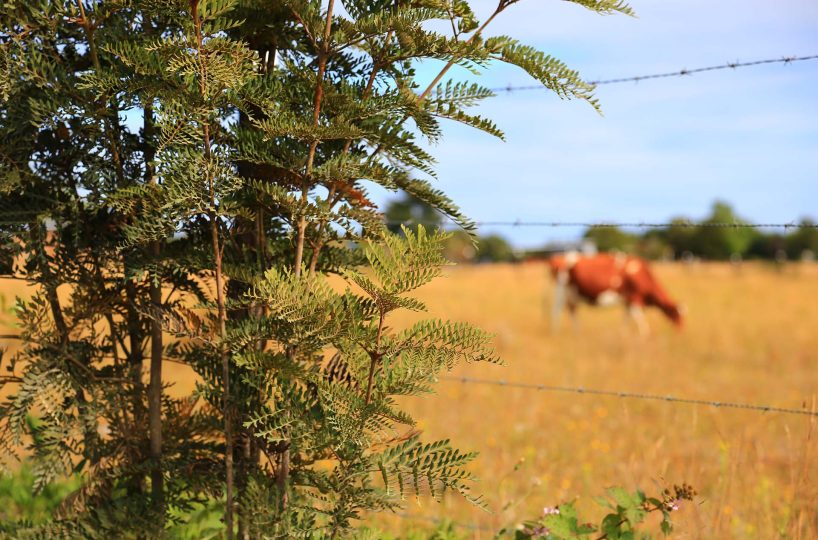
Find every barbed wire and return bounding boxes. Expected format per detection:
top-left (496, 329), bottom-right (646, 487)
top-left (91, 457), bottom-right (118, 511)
top-left (440, 376), bottom-right (818, 418)
top-left (382, 220), bottom-right (818, 229)
top-left (489, 54), bottom-right (818, 93)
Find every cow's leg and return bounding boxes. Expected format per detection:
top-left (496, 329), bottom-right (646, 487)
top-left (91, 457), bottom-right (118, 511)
top-left (567, 290), bottom-right (580, 332)
top-left (550, 269), bottom-right (569, 332)
top-left (627, 303), bottom-right (650, 337)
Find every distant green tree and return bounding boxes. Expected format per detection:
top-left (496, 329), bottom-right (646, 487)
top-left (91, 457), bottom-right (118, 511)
top-left (384, 197), bottom-right (516, 263)
top-left (690, 201), bottom-right (758, 260)
top-left (658, 217), bottom-right (697, 258)
top-left (635, 233), bottom-right (672, 260)
top-left (477, 234), bottom-right (515, 262)
top-left (583, 226), bottom-right (638, 252)
top-left (786, 218), bottom-right (818, 259)
top-left (579, 204), bottom-right (816, 261)
top-left (384, 194), bottom-right (444, 235)
top-left (746, 233), bottom-right (787, 260)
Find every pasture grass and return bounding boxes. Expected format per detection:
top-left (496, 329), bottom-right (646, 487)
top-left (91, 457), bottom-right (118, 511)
top-left (1, 262), bottom-right (816, 538)
top-left (364, 261), bottom-right (818, 539)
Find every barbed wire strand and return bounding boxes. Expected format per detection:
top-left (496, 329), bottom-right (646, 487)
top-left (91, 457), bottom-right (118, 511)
top-left (489, 54), bottom-right (818, 92)
top-left (382, 220), bottom-right (818, 229)
top-left (441, 376), bottom-right (818, 418)
top-left (2, 334), bottom-right (812, 418)
top-left (394, 372), bottom-right (818, 532)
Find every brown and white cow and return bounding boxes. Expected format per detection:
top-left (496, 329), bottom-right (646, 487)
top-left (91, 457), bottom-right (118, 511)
top-left (548, 252), bottom-right (683, 335)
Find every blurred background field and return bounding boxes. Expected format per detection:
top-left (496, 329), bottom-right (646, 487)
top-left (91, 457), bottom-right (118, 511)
top-left (381, 261), bottom-right (818, 539)
top-left (2, 261), bottom-right (817, 538)
top-left (361, 261), bottom-right (818, 538)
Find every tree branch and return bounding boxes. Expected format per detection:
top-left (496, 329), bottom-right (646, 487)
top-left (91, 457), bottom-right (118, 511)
top-left (192, 2), bottom-right (234, 536)
top-left (294, 0), bottom-right (337, 277)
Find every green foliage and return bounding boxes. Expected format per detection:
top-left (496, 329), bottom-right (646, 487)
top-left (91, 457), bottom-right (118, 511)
top-left (689, 201), bottom-right (756, 260)
top-left (385, 194), bottom-right (445, 235)
top-left (510, 483), bottom-right (696, 540)
top-left (0, 465), bottom-right (81, 525)
top-left (235, 227), bottom-right (499, 535)
top-left (563, 0), bottom-right (636, 16)
top-left (383, 196), bottom-right (516, 263)
top-left (785, 218), bottom-right (818, 259)
top-left (576, 201), bottom-right (817, 261)
top-left (0, 0), bottom-right (632, 537)
top-left (745, 232), bottom-right (787, 261)
top-left (357, 520), bottom-right (464, 539)
top-left (477, 234), bottom-right (516, 263)
top-left (484, 38), bottom-right (599, 112)
top-left (583, 227), bottom-right (638, 253)
top-left (167, 500), bottom-right (225, 540)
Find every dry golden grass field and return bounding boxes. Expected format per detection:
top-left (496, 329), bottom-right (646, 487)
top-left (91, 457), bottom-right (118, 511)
top-left (2, 262), bottom-right (817, 538)
top-left (366, 262), bottom-right (818, 539)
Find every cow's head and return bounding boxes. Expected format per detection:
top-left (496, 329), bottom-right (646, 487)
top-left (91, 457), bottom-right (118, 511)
top-left (547, 255), bottom-right (566, 277)
top-left (547, 251), bottom-right (580, 278)
top-left (662, 303), bottom-right (684, 328)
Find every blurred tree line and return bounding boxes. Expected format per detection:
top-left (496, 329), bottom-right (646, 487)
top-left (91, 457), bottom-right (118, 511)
top-left (387, 197), bottom-right (818, 263)
top-left (385, 195), bottom-right (516, 263)
top-left (584, 201), bottom-right (818, 261)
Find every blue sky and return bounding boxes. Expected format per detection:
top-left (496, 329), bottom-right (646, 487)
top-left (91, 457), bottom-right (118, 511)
top-left (368, 0), bottom-right (818, 247)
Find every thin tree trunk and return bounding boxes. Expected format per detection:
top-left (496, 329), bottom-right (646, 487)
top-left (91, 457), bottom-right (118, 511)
top-left (364, 311), bottom-right (386, 405)
top-left (280, 2), bottom-right (337, 512)
top-left (125, 280), bottom-right (146, 415)
top-left (238, 433), bottom-right (252, 540)
top-left (231, 47), bottom-right (277, 537)
top-left (75, 0), bottom-right (125, 185)
top-left (210, 209), bottom-right (233, 539)
top-left (124, 277), bottom-right (147, 499)
top-left (75, 2), bottom-right (137, 485)
top-left (31, 223), bottom-right (99, 472)
top-left (148, 255), bottom-right (163, 512)
top-left (231, 111), bottom-right (268, 538)
top-left (146, 98), bottom-right (164, 520)
top-left (307, 43), bottom-right (384, 275)
top-left (292, 0), bottom-right (336, 273)
top-left (190, 2), bottom-right (234, 534)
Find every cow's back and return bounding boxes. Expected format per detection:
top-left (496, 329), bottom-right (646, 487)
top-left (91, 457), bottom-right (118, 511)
top-left (569, 253), bottom-right (623, 303)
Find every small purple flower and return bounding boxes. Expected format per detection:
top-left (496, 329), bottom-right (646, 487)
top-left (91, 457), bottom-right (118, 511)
top-left (543, 506), bottom-right (560, 515)
top-left (669, 500), bottom-right (681, 512)
top-left (525, 525), bottom-right (551, 538)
